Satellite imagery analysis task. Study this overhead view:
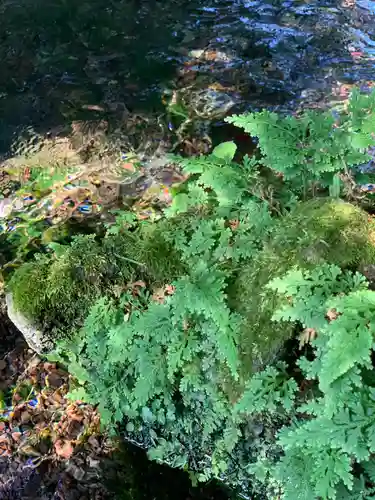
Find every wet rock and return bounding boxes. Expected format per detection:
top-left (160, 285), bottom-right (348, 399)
top-left (5, 293), bottom-right (53, 354)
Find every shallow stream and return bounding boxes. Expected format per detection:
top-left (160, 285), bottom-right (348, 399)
top-left (1, 0), bottom-right (375, 157)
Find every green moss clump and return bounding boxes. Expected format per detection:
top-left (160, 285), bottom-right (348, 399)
top-left (9, 235), bottom-right (110, 334)
top-left (103, 222), bottom-right (186, 285)
top-left (9, 198), bottom-right (375, 368)
top-left (231, 198), bottom-right (375, 375)
top-left (266, 198), bottom-right (375, 269)
top-left (8, 223), bottom-right (185, 337)
top-left (8, 256), bottom-right (51, 322)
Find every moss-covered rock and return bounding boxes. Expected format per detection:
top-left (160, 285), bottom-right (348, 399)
top-left (9, 198), bottom-right (375, 374)
top-left (7, 223), bottom-right (185, 339)
top-left (231, 198), bottom-right (375, 376)
top-left (103, 222), bottom-right (186, 285)
top-left (8, 235), bottom-right (110, 335)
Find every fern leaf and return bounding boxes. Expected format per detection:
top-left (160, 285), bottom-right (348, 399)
top-left (235, 363), bottom-right (298, 414)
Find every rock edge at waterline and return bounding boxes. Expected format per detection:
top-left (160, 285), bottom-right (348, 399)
top-left (6, 293), bottom-right (53, 354)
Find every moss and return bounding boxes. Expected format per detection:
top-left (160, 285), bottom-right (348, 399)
top-left (10, 198), bottom-right (375, 364)
top-left (8, 235), bottom-right (112, 335)
top-left (267, 198), bottom-right (375, 269)
top-left (231, 198), bottom-right (375, 376)
top-left (8, 224), bottom-right (186, 337)
top-left (104, 222), bottom-right (186, 286)
top-left (8, 256), bottom-right (51, 322)
top-left (45, 235), bottom-right (110, 328)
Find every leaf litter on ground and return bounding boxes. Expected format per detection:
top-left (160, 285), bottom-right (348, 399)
top-left (0, 340), bottom-right (116, 499)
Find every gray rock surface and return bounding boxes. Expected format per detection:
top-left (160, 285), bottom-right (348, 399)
top-left (5, 293), bottom-right (52, 354)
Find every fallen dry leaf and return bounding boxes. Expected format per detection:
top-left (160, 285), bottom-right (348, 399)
top-left (66, 463), bottom-right (85, 481)
top-left (55, 439), bottom-right (74, 459)
top-left (51, 391), bottom-right (66, 405)
top-left (66, 406), bottom-right (84, 422)
top-left (0, 433), bottom-right (8, 444)
top-left (152, 287), bottom-right (166, 304)
top-left (164, 284), bottom-right (176, 296)
top-left (11, 432), bottom-right (21, 442)
top-left (229, 219), bottom-right (240, 231)
top-left (87, 436), bottom-right (99, 448)
top-left (152, 284), bottom-right (176, 303)
top-left (81, 104), bottom-right (105, 112)
top-left (132, 281), bottom-right (146, 288)
top-left (13, 393), bottom-right (22, 403)
top-left (28, 356), bottom-right (42, 369)
top-left (18, 443), bottom-right (41, 457)
top-left (123, 162), bottom-right (136, 172)
top-left (46, 372), bottom-right (64, 388)
top-left (20, 411), bottom-right (31, 424)
top-left (43, 362), bottom-right (56, 371)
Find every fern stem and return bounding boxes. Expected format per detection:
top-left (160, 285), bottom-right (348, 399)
top-left (254, 120), bottom-right (300, 141)
top-left (113, 253), bottom-right (144, 267)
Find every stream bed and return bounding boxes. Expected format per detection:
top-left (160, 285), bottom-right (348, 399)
top-left (1, 0), bottom-right (375, 158)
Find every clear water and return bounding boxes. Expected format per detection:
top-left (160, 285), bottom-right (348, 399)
top-left (1, 0), bottom-right (375, 156)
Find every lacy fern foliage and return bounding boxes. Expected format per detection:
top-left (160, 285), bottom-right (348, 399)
top-left (10, 88), bottom-right (375, 500)
top-left (264, 265), bottom-right (375, 499)
top-left (226, 88), bottom-right (375, 190)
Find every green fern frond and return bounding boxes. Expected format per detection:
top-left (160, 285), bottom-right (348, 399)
top-left (235, 363), bottom-right (298, 415)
